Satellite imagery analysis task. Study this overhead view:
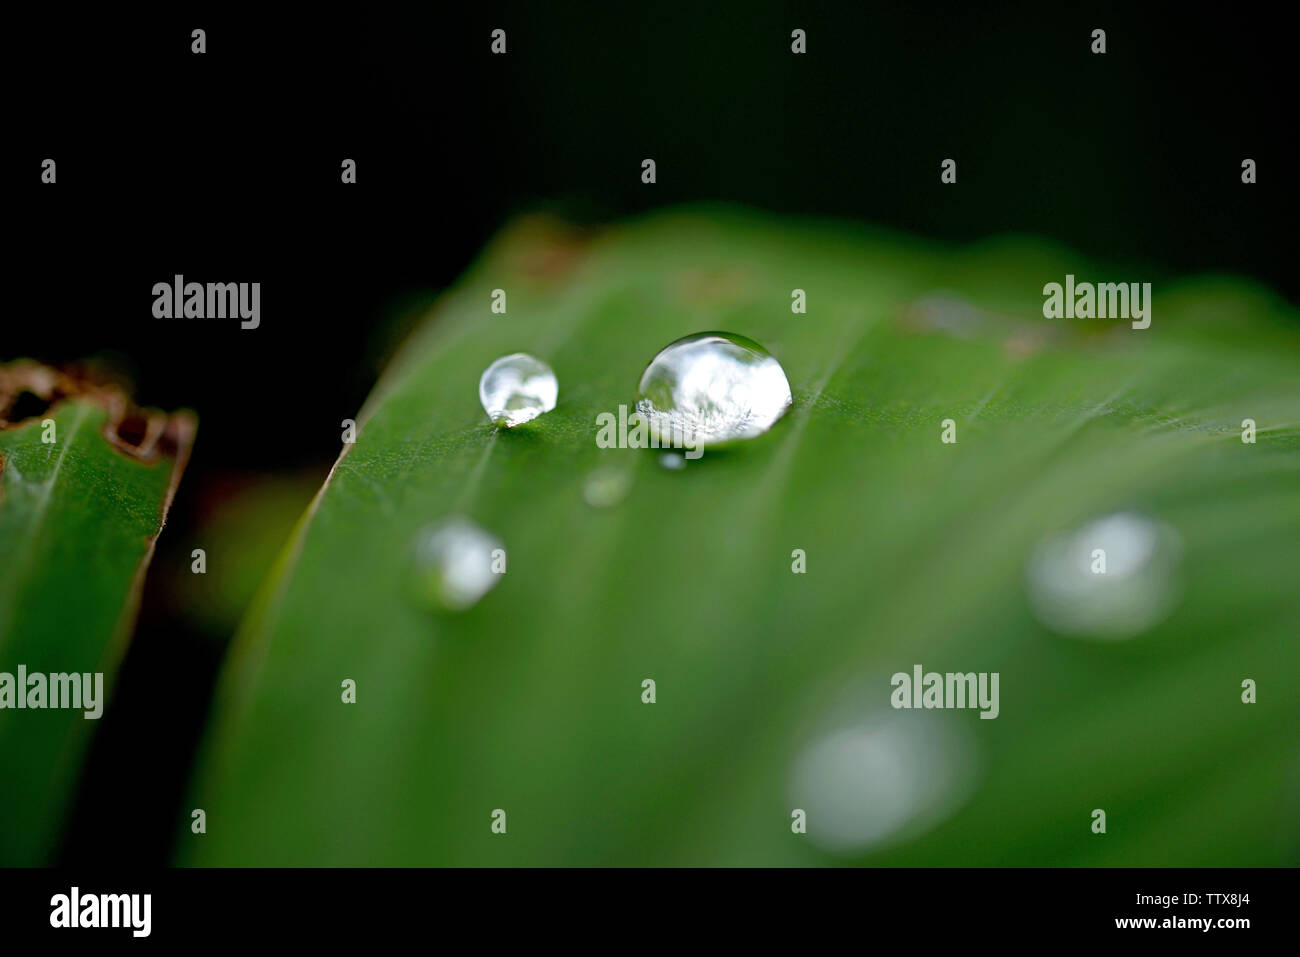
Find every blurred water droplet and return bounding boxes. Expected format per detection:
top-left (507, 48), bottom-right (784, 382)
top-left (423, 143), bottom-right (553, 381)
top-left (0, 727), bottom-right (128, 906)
top-left (478, 353), bottom-right (557, 427)
top-left (582, 466), bottom-right (632, 508)
top-left (411, 517), bottom-right (503, 613)
top-left (635, 332), bottom-right (791, 450)
top-left (790, 709), bottom-right (979, 855)
top-left (1026, 511), bottom-right (1182, 640)
top-left (903, 293), bottom-right (987, 339)
top-left (658, 452), bottom-right (686, 470)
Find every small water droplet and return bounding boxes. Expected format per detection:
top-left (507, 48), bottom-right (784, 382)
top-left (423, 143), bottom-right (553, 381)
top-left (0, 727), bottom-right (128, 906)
top-left (635, 332), bottom-right (792, 449)
top-left (582, 466), bottom-right (632, 508)
top-left (478, 353), bottom-right (557, 427)
top-left (411, 517), bottom-right (504, 612)
top-left (1025, 511), bottom-right (1182, 640)
top-left (658, 452), bottom-right (686, 470)
top-left (790, 709), bottom-right (979, 855)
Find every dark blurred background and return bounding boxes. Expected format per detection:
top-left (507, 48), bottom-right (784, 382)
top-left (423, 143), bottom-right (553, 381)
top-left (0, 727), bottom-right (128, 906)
top-left (6, 2), bottom-right (1295, 864)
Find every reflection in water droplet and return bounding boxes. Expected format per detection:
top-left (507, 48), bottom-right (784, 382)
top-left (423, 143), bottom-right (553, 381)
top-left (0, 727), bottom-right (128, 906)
top-left (790, 709), bottom-right (979, 855)
top-left (635, 332), bottom-right (791, 450)
top-left (411, 517), bottom-right (503, 612)
top-left (582, 466), bottom-right (632, 508)
top-left (1026, 511), bottom-right (1182, 640)
top-left (658, 452), bottom-right (686, 471)
top-left (478, 353), bottom-right (558, 427)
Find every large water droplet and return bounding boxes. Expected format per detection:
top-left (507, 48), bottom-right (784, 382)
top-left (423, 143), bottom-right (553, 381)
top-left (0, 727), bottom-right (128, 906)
top-left (1025, 511), bottom-right (1182, 640)
top-left (478, 353), bottom-right (557, 427)
top-left (635, 332), bottom-right (792, 449)
top-left (411, 517), bottom-right (504, 612)
top-left (789, 709), bottom-right (979, 855)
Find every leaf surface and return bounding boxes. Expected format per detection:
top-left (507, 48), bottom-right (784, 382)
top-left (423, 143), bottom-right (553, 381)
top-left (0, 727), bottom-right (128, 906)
top-left (0, 377), bottom-right (194, 864)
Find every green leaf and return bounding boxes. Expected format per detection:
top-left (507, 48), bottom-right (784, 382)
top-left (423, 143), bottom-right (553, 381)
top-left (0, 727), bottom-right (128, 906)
top-left (184, 210), bottom-right (1300, 865)
top-left (0, 369), bottom-right (195, 864)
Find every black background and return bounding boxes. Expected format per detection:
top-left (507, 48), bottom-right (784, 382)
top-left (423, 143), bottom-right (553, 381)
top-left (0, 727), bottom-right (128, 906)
top-left (6, 3), bottom-right (1296, 865)
top-left (0, 866), bottom-right (1282, 942)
